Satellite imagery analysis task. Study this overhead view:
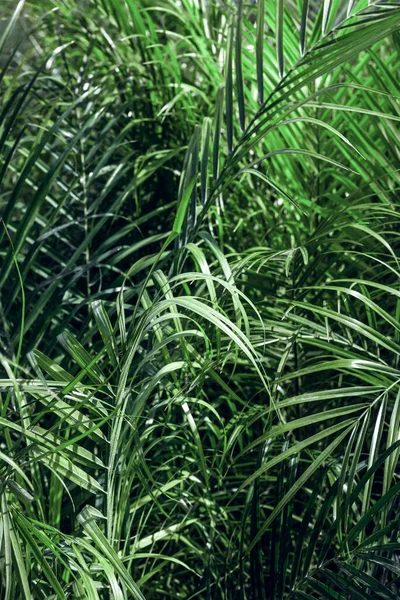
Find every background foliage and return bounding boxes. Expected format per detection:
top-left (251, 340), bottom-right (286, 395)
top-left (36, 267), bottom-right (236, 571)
top-left (1, 0), bottom-right (400, 598)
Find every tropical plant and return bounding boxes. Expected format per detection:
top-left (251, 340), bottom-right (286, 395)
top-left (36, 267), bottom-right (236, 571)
top-left (1, 0), bottom-right (400, 598)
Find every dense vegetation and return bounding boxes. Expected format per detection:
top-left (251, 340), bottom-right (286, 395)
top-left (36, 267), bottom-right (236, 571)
top-left (1, 0), bottom-right (400, 598)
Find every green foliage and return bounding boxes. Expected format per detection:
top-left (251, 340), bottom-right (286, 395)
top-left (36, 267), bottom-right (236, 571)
top-left (1, 0), bottom-right (400, 598)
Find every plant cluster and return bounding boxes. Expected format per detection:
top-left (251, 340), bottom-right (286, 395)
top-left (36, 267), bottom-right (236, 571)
top-left (1, 0), bottom-right (400, 598)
